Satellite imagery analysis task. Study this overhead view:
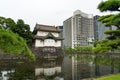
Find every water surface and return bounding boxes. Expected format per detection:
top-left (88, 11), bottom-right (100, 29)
top-left (0, 54), bottom-right (120, 80)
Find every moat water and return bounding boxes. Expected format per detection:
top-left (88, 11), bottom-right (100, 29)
top-left (0, 54), bottom-right (120, 80)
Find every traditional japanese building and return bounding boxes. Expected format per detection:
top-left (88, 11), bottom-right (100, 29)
top-left (33, 24), bottom-right (63, 58)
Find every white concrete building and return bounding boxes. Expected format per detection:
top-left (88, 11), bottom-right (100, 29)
top-left (63, 10), bottom-right (94, 48)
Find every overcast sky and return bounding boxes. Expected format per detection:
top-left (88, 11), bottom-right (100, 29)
top-left (0, 0), bottom-right (104, 31)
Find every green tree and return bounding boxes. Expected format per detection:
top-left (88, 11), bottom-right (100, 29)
top-left (15, 19), bottom-right (33, 46)
top-left (95, 0), bottom-right (120, 52)
top-left (0, 17), bottom-right (33, 46)
top-left (0, 28), bottom-right (35, 60)
top-left (0, 17), bottom-right (16, 30)
top-left (74, 46), bottom-right (93, 53)
top-left (0, 16), bottom-right (35, 60)
top-left (93, 40), bottom-right (111, 53)
top-left (0, 17), bottom-right (6, 28)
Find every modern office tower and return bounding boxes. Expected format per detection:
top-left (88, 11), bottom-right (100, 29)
top-left (94, 15), bottom-right (110, 41)
top-left (94, 15), bottom-right (116, 41)
top-left (63, 10), bottom-right (94, 48)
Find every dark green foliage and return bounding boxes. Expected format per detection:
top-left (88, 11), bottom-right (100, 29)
top-left (74, 46), bottom-right (93, 53)
top-left (98, 0), bottom-right (120, 28)
top-left (97, 14), bottom-right (120, 28)
top-left (98, 14), bottom-right (114, 26)
top-left (65, 46), bottom-right (93, 54)
top-left (95, 0), bottom-right (120, 53)
top-left (93, 39), bottom-right (120, 53)
top-left (0, 16), bottom-right (35, 60)
top-left (15, 19), bottom-right (33, 46)
top-left (0, 28), bottom-right (35, 60)
top-left (104, 30), bottom-right (120, 35)
top-left (111, 14), bottom-right (120, 27)
top-left (0, 17), bottom-right (33, 46)
top-left (98, 0), bottom-right (120, 12)
top-left (104, 30), bottom-right (120, 39)
top-left (0, 17), bottom-right (16, 30)
top-left (93, 40), bottom-right (111, 53)
top-left (0, 17), bottom-right (5, 26)
top-left (65, 47), bottom-right (75, 54)
top-left (4, 18), bottom-right (16, 30)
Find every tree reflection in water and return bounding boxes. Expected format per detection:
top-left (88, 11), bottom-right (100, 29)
top-left (0, 60), bottom-right (35, 80)
top-left (0, 57), bottom-right (64, 80)
top-left (0, 54), bottom-right (120, 80)
top-left (71, 54), bottom-right (120, 79)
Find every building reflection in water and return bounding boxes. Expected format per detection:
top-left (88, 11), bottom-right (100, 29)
top-left (0, 54), bottom-right (119, 80)
top-left (35, 57), bottom-right (64, 80)
top-left (72, 56), bottom-right (93, 80)
top-left (62, 56), bottom-right (72, 80)
top-left (71, 54), bottom-right (120, 80)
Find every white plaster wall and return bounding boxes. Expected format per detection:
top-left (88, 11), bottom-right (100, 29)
top-left (55, 67), bottom-right (61, 73)
top-left (44, 39), bottom-right (55, 46)
top-left (55, 41), bottom-right (61, 47)
top-left (35, 68), bottom-right (43, 76)
top-left (44, 68), bottom-right (55, 76)
top-left (35, 39), bottom-right (44, 47)
top-left (35, 67), bottom-right (61, 76)
top-left (37, 31), bottom-right (48, 36)
top-left (52, 32), bottom-right (59, 37)
top-left (37, 31), bottom-right (59, 37)
top-left (35, 39), bottom-right (61, 47)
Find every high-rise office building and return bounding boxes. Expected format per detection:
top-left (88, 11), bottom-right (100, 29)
top-left (63, 10), bottom-right (94, 48)
top-left (94, 15), bottom-right (116, 41)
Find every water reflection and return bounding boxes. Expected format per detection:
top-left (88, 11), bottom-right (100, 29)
top-left (71, 54), bottom-right (120, 80)
top-left (0, 54), bottom-right (120, 80)
top-left (0, 70), bottom-right (15, 80)
top-left (0, 57), bottom-right (64, 80)
top-left (35, 58), bottom-right (64, 80)
top-left (0, 60), bottom-right (35, 80)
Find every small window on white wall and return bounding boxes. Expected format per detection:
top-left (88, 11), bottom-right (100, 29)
top-left (44, 39), bottom-right (55, 46)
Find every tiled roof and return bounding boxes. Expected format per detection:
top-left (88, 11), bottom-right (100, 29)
top-left (34, 24), bottom-right (61, 32)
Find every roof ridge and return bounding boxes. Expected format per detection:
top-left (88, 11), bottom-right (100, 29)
top-left (36, 23), bottom-right (55, 27)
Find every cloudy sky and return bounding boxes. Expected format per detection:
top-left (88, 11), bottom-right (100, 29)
top-left (0, 0), bottom-right (104, 31)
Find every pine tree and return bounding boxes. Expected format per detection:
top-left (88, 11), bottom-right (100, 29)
top-left (94, 0), bottom-right (120, 53)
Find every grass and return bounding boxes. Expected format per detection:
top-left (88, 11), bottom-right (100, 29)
top-left (94, 73), bottom-right (120, 80)
top-left (0, 29), bottom-right (35, 60)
